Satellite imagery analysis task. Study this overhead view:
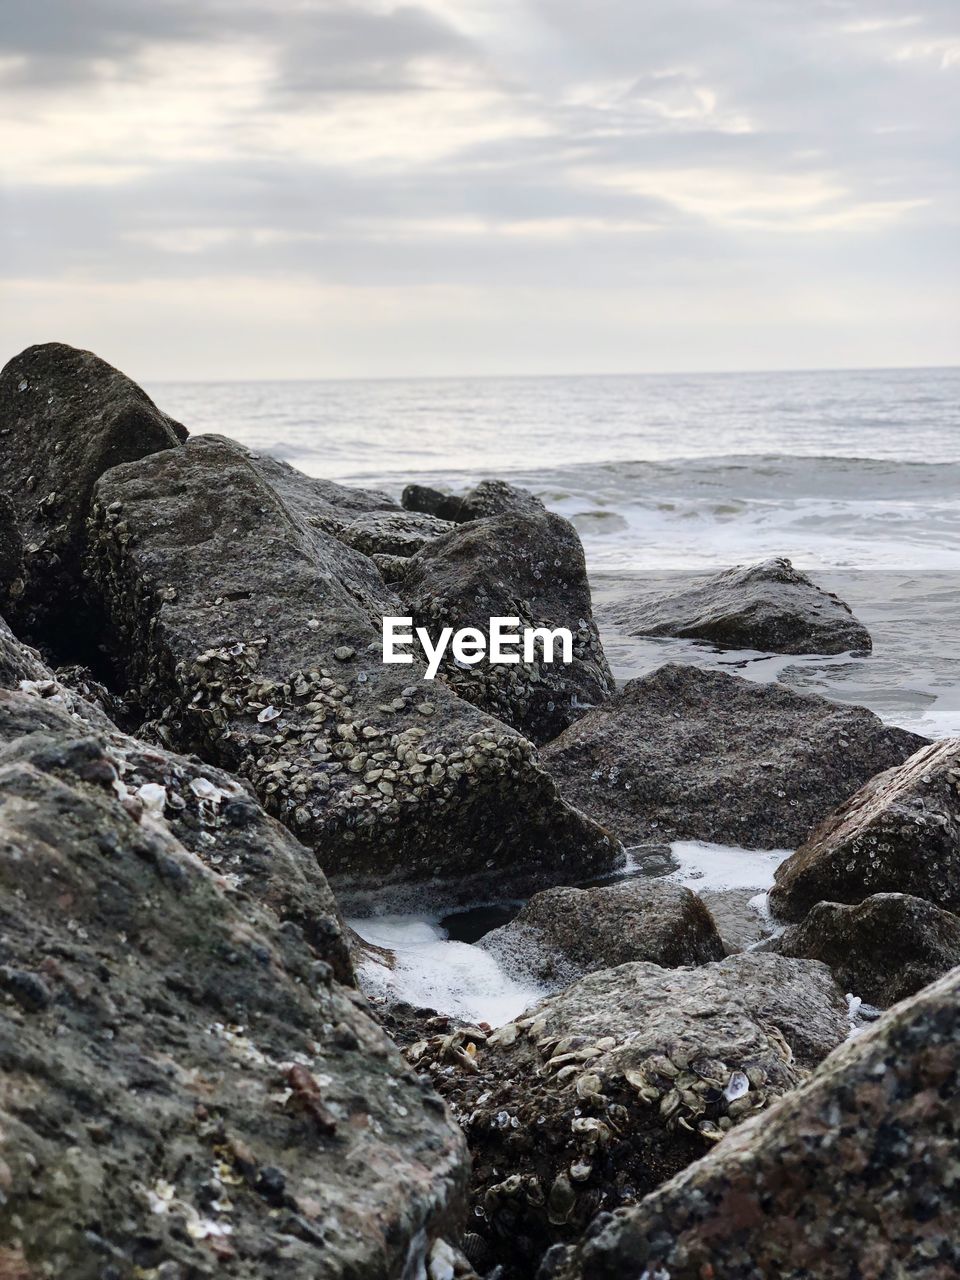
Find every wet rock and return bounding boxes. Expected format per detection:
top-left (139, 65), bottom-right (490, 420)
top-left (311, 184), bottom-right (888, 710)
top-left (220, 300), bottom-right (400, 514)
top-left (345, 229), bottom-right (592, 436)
top-left (399, 511), bottom-right (613, 744)
top-left (88, 435), bottom-right (621, 906)
top-left (769, 737), bottom-right (960, 922)
top-left (0, 687), bottom-right (468, 1279)
top-left (478, 880), bottom-right (725, 990)
top-left (777, 893), bottom-right (960, 1006)
top-left (338, 509), bottom-right (456, 558)
top-left (544, 966), bottom-right (960, 1280)
top-left (698, 888), bottom-right (776, 953)
top-left (599, 557), bottom-right (871, 655)
top-left (542, 664), bottom-right (926, 848)
top-left (407, 953), bottom-right (848, 1272)
top-left (0, 343), bottom-right (184, 641)
top-left (403, 478), bottom-right (545, 523)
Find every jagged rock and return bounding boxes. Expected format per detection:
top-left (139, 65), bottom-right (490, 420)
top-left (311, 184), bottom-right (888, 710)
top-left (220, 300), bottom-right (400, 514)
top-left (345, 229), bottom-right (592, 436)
top-left (399, 512), bottom-right (612, 744)
top-left (543, 966), bottom-right (960, 1280)
top-left (698, 888), bottom-right (776, 953)
top-left (406, 954), bottom-right (848, 1272)
top-left (253, 452), bottom-right (400, 535)
top-left (599, 557), bottom-right (871, 655)
top-left (88, 435), bottom-right (621, 907)
top-left (777, 893), bottom-right (960, 1007)
top-left (0, 343), bottom-right (184, 642)
top-left (0, 493), bottom-right (24, 605)
top-left (541, 664), bottom-right (926, 848)
top-left (338, 510), bottom-right (456, 558)
top-left (403, 478), bottom-right (545, 523)
top-left (0, 685), bottom-right (468, 1279)
top-left (478, 881), bottom-right (725, 990)
top-left (769, 738), bottom-right (960, 922)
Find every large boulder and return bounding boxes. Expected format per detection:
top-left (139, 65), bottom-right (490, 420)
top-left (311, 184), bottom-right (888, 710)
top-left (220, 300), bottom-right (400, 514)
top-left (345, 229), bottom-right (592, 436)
top-left (0, 684), bottom-right (468, 1279)
top-left (337, 510), bottom-right (456, 559)
top-left (541, 664), bottom-right (926, 848)
top-left (478, 880), bottom-right (725, 990)
top-left (407, 953), bottom-right (849, 1272)
top-left (0, 493), bottom-right (24, 607)
top-left (769, 737), bottom-right (960, 921)
top-left (777, 893), bottom-right (960, 1007)
top-left (544, 966), bottom-right (960, 1280)
top-left (399, 511), bottom-right (613, 744)
top-left (88, 435), bottom-right (621, 907)
top-left (0, 343), bottom-right (184, 643)
top-left (598, 557), bottom-right (871, 655)
top-left (403, 478), bottom-right (545, 523)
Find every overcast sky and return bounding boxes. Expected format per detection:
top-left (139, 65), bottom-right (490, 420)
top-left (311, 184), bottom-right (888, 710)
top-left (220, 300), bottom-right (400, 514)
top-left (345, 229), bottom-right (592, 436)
top-left (1, 0), bottom-right (958, 379)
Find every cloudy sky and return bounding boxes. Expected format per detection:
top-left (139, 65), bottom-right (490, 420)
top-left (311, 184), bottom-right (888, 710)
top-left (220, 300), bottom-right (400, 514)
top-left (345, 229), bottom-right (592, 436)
top-left (1, 0), bottom-right (957, 378)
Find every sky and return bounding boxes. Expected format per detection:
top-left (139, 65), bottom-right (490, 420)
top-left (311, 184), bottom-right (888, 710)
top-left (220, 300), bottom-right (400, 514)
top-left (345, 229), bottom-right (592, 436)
top-left (1, 0), bottom-right (958, 379)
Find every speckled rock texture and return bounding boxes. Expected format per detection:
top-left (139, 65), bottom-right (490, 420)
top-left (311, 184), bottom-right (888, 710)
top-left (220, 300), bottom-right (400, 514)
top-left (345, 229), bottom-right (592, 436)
top-left (477, 880), bottom-right (725, 990)
top-left (541, 664), bottom-right (927, 848)
top-left (405, 953), bottom-right (849, 1274)
top-left (0, 684), bottom-right (469, 1280)
top-left (542, 965), bottom-right (960, 1280)
top-left (777, 893), bottom-right (960, 1006)
top-left (0, 343), bottom-right (184, 642)
top-left (403, 478), bottom-right (545, 523)
top-left (0, 493), bottom-right (24, 606)
top-left (770, 737), bottom-right (960, 922)
top-left (88, 435), bottom-right (621, 906)
top-left (338, 510), bottom-right (456, 559)
top-left (599, 556), bottom-right (871, 655)
top-left (399, 511), bottom-right (613, 744)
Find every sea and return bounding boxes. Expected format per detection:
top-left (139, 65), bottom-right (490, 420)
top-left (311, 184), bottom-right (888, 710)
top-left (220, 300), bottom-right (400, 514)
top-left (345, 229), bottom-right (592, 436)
top-left (152, 366), bottom-right (960, 1023)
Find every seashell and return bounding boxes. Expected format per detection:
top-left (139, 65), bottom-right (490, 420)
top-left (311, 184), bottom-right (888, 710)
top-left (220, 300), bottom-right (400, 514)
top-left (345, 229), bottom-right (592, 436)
top-left (593, 1036), bottom-right (616, 1052)
top-left (571, 1116), bottom-right (602, 1134)
top-left (547, 1174), bottom-right (576, 1225)
top-left (726, 1095), bottom-right (756, 1119)
top-left (569, 1161), bottom-right (592, 1183)
top-left (698, 1120), bottom-right (725, 1142)
top-left (646, 1053), bottom-right (679, 1079)
top-left (257, 705), bottom-right (281, 723)
top-left (623, 1066), bottom-right (650, 1089)
top-left (575, 1072), bottom-right (602, 1101)
top-left (723, 1071), bottom-right (750, 1103)
top-left (489, 1022), bottom-right (518, 1048)
top-left (659, 1089), bottom-right (682, 1120)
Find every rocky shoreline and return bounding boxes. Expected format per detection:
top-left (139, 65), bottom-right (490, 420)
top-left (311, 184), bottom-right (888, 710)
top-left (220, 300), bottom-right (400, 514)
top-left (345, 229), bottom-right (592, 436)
top-left (0, 343), bottom-right (957, 1280)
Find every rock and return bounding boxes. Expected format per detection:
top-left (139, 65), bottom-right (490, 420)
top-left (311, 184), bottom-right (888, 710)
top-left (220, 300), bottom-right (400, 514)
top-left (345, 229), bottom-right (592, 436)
top-left (0, 686), bottom-right (468, 1279)
top-left (0, 493), bottom-right (24, 605)
top-left (769, 738), bottom-right (960, 922)
top-left (88, 435), bottom-right (621, 906)
top-left (541, 664), bottom-right (927, 848)
top-left (403, 478), bottom-right (545, 523)
top-left (599, 557), bottom-right (871, 655)
top-left (544, 966), bottom-right (960, 1280)
top-left (777, 893), bottom-right (960, 1006)
top-left (399, 511), bottom-right (613, 744)
top-left (252, 452), bottom-right (400, 536)
top-left (407, 953), bottom-right (848, 1272)
top-left (0, 343), bottom-right (184, 643)
top-left (338, 509), bottom-right (456, 558)
top-left (698, 888), bottom-right (776, 953)
top-left (478, 880), bottom-right (725, 989)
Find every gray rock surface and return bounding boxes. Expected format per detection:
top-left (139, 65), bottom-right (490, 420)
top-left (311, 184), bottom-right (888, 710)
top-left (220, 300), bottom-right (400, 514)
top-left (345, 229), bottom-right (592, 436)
top-left (407, 953), bottom-right (848, 1272)
top-left (0, 681), bottom-right (469, 1279)
top-left (542, 664), bottom-right (926, 848)
top-left (0, 493), bottom-right (24, 606)
top-left (88, 435), bottom-right (621, 906)
top-left (778, 893), bottom-right (960, 1006)
top-left (0, 343), bottom-right (184, 642)
top-left (599, 556), bottom-right (871, 654)
top-left (543, 966), bottom-right (960, 1280)
top-left (770, 737), bottom-right (960, 921)
top-left (338, 509), bottom-right (456, 558)
top-left (403, 478), bottom-right (545, 523)
top-left (399, 511), bottom-right (613, 744)
top-left (478, 880), bottom-right (725, 989)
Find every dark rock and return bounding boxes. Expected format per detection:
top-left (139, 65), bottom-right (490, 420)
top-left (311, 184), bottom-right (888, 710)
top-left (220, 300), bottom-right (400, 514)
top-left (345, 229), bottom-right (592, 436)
top-left (399, 511), bottom-right (613, 744)
top-left (253, 452), bottom-right (399, 535)
top-left (545, 966), bottom-right (960, 1280)
top-left (769, 737), bottom-right (960, 922)
top-left (0, 686), bottom-right (468, 1279)
top-left (599, 557), bottom-right (871, 655)
top-left (407, 953), bottom-right (848, 1272)
top-left (338, 509), bottom-right (456, 558)
top-left (0, 343), bottom-right (183, 642)
top-left (0, 493), bottom-right (24, 604)
top-left (541, 664), bottom-right (927, 848)
top-left (478, 880), bottom-right (725, 989)
top-left (777, 893), bottom-right (960, 1006)
top-left (403, 478), bottom-right (545, 523)
top-left (698, 888), bottom-right (776, 953)
top-left (88, 435), bottom-right (621, 906)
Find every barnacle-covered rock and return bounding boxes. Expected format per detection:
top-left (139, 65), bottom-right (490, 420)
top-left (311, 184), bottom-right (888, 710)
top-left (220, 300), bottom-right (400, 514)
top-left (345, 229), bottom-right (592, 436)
top-left (543, 966), bottom-right (960, 1280)
top-left (0, 343), bottom-right (184, 643)
top-left (405, 954), bottom-right (849, 1272)
top-left (87, 435), bottom-right (621, 906)
top-left (599, 557), bottom-right (871, 655)
top-left (542, 664), bottom-right (926, 848)
top-left (769, 737), bottom-right (960, 921)
top-left (403, 478), bottom-right (545, 523)
top-left (478, 880), bottom-right (725, 990)
top-left (338, 510), bottom-right (456, 558)
top-left (0, 685), bottom-right (468, 1279)
top-left (399, 511), bottom-right (613, 744)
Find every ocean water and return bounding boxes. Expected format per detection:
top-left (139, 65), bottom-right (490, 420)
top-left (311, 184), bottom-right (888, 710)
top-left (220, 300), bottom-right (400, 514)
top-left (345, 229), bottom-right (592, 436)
top-left (152, 367), bottom-right (960, 1023)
